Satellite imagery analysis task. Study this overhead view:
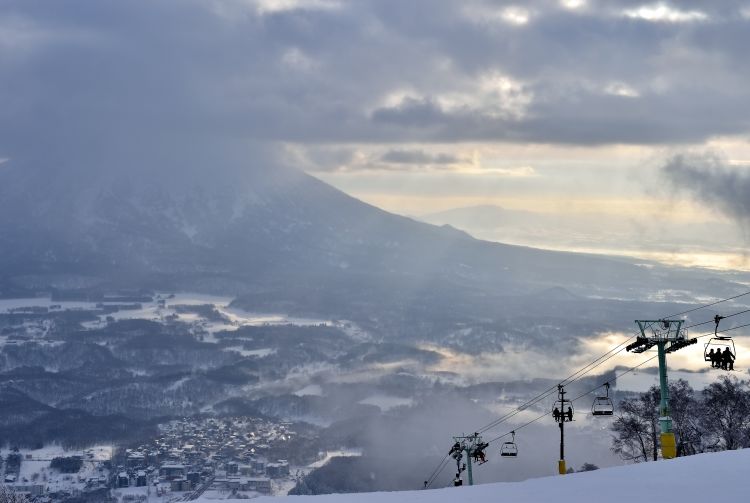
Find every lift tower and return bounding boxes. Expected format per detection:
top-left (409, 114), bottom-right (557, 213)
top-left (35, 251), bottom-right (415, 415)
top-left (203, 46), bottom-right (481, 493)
top-left (627, 319), bottom-right (696, 459)
top-left (553, 384), bottom-right (573, 474)
top-left (450, 433), bottom-right (487, 486)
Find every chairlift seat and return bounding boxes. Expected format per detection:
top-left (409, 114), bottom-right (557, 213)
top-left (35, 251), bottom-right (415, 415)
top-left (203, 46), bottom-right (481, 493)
top-left (591, 397), bottom-right (614, 416)
top-left (703, 337), bottom-right (737, 368)
top-left (500, 431), bottom-right (519, 457)
top-left (500, 443), bottom-right (518, 457)
top-left (552, 399), bottom-right (574, 422)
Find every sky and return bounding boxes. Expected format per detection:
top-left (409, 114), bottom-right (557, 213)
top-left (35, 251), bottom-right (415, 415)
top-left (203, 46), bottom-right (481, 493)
top-left (2, 0), bottom-right (750, 268)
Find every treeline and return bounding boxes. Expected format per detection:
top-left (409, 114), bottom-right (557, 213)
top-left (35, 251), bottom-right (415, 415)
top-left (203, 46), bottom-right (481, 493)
top-left (611, 375), bottom-right (750, 461)
top-left (50, 456), bottom-right (83, 473)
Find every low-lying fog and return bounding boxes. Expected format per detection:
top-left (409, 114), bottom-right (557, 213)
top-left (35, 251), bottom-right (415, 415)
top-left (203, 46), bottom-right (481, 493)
top-left (2, 292), bottom-right (748, 488)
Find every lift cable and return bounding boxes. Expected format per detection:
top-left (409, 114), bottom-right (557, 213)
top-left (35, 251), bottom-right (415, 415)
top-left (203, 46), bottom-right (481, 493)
top-left (483, 321), bottom-right (750, 446)
top-left (665, 290), bottom-right (750, 317)
top-left (484, 352), bottom-right (659, 445)
top-left (424, 320), bottom-right (750, 487)
top-left (423, 453), bottom-right (451, 489)
top-left (682, 308), bottom-right (750, 331)
top-left (475, 298), bottom-right (750, 435)
top-left (557, 296), bottom-right (750, 386)
top-left (423, 291), bottom-right (750, 486)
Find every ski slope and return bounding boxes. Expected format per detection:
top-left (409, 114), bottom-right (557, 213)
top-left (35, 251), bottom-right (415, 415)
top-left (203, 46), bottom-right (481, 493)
top-left (198, 448), bottom-right (748, 502)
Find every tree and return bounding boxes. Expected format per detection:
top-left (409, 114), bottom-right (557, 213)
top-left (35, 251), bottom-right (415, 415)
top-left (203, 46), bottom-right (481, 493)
top-left (667, 379), bottom-right (703, 456)
top-left (50, 456), bottom-right (84, 473)
top-left (611, 387), bottom-right (660, 462)
top-left (0, 486), bottom-right (30, 503)
top-left (700, 375), bottom-right (750, 451)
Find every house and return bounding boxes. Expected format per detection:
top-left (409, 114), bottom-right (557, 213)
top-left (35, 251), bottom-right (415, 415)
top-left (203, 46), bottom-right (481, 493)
top-left (186, 471), bottom-right (201, 485)
top-left (160, 463), bottom-right (186, 480)
top-left (7, 484), bottom-right (45, 497)
top-left (136, 471), bottom-right (148, 487)
top-left (170, 478), bottom-right (191, 492)
top-left (127, 453), bottom-right (146, 468)
top-left (241, 477), bottom-right (272, 495)
top-left (266, 460), bottom-right (289, 478)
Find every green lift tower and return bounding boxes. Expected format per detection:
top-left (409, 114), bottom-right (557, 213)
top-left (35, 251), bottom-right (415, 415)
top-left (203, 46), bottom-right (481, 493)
top-left (627, 319), bottom-right (697, 459)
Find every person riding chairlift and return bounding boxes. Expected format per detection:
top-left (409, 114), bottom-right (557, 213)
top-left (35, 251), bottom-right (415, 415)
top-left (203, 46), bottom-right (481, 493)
top-left (708, 348), bottom-right (719, 368)
top-left (472, 442), bottom-right (489, 464)
top-left (721, 347), bottom-right (735, 371)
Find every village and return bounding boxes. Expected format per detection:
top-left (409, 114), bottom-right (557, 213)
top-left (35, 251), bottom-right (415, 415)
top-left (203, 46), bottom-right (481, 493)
top-left (1, 416), bottom-right (339, 502)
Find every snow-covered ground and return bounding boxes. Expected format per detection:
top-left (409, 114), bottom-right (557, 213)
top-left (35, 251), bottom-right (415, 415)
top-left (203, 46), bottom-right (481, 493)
top-left (197, 448), bottom-right (749, 502)
top-left (0, 293), bottom-right (352, 337)
top-left (7, 445), bottom-right (113, 493)
top-left (307, 450), bottom-right (362, 470)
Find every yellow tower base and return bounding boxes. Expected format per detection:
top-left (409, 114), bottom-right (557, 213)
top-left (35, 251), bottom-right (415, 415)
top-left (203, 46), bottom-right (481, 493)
top-left (661, 432), bottom-right (676, 459)
top-left (558, 460), bottom-right (566, 474)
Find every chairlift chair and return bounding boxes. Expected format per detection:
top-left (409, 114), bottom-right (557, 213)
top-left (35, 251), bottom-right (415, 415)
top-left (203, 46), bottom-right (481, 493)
top-left (552, 400), bottom-right (574, 422)
top-left (591, 382), bottom-right (614, 416)
top-left (500, 431), bottom-right (518, 457)
top-left (704, 336), bottom-right (736, 370)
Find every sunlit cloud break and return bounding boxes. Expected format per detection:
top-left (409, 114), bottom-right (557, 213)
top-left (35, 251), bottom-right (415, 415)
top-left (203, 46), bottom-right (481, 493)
top-left (623, 3), bottom-right (708, 23)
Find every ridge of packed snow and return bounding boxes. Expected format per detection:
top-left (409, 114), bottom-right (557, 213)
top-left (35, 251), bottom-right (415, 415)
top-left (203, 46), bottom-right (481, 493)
top-left (198, 448), bottom-right (748, 503)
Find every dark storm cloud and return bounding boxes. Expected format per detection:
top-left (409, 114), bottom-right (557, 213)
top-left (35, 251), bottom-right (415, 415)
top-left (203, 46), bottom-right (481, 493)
top-left (662, 153), bottom-right (750, 228)
top-left (1, 0), bottom-right (750, 172)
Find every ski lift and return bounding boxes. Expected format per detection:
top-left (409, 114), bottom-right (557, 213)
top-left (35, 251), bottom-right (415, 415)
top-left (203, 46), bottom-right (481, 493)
top-left (500, 431), bottom-right (518, 457)
top-left (552, 400), bottom-right (574, 422)
top-left (471, 441), bottom-right (489, 465)
top-left (704, 337), bottom-right (736, 370)
top-left (591, 382), bottom-right (614, 416)
top-left (704, 315), bottom-right (737, 370)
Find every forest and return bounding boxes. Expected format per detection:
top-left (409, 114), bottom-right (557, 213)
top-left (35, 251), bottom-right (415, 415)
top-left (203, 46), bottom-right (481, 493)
top-left (611, 376), bottom-right (750, 461)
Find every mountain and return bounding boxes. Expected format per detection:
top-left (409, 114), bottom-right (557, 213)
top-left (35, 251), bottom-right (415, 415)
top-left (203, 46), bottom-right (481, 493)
top-left (200, 448), bottom-right (750, 502)
top-left (0, 163), bottom-right (741, 320)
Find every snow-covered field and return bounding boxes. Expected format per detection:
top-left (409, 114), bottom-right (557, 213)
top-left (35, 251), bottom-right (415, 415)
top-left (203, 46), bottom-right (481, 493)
top-left (0, 293), bottom-right (353, 337)
top-left (198, 448), bottom-right (749, 502)
top-left (7, 445), bottom-right (113, 493)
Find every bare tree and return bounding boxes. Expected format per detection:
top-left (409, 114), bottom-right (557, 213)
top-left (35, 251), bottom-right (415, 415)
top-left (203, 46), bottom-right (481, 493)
top-left (611, 388), bottom-right (659, 462)
top-left (700, 375), bottom-right (750, 451)
top-left (0, 486), bottom-right (30, 503)
top-left (668, 379), bottom-right (703, 456)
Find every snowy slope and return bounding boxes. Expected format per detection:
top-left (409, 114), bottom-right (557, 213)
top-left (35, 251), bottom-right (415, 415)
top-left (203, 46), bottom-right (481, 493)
top-left (201, 449), bottom-right (749, 502)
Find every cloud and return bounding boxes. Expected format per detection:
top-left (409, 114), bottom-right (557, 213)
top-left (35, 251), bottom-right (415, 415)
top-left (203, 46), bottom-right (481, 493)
top-left (284, 145), bottom-right (470, 173)
top-left (1, 0), bottom-right (750, 176)
top-left (622, 3), bottom-right (708, 23)
top-left (661, 152), bottom-right (750, 229)
top-left (379, 149), bottom-right (462, 165)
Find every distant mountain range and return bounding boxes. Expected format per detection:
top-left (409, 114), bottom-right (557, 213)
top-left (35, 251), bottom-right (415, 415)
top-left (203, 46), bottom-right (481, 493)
top-left (0, 163), bottom-right (742, 320)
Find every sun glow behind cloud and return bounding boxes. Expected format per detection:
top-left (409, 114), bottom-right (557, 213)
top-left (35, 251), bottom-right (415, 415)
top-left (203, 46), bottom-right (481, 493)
top-left (623, 3), bottom-right (708, 23)
top-left (463, 4), bottom-right (533, 26)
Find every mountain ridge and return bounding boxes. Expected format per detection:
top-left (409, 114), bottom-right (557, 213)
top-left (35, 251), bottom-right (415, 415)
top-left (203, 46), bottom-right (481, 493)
top-left (0, 162), bottom-right (742, 321)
